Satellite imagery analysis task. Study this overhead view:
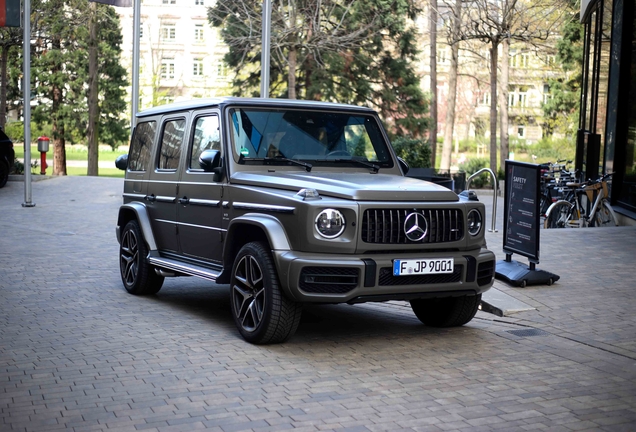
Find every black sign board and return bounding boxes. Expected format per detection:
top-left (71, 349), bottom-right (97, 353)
top-left (503, 160), bottom-right (541, 262)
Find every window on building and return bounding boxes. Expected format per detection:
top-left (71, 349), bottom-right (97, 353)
top-left (520, 53), bottom-right (530, 68)
top-left (194, 24), bottom-right (204, 41)
top-left (160, 24), bottom-right (176, 41)
top-left (480, 91), bottom-right (490, 106)
top-left (139, 22), bottom-right (144, 38)
top-left (161, 58), bottom-right (175, 79)
top-left (162, 0), bottom-right (176, 4)
top-left (195, 0), bottom-right (205, 5)
top-left (543, 84), bottom-right (552, 104)
top-left (517, 126), bottom-right (525, 138)
top-left (545, 55), bottom-right (556, 67)
top-left (437, 47), bottom-right (448, 64)
top-left (217, 63), bottom-right (227, 78)
top-left (193, 58), bottom-right (203, 77)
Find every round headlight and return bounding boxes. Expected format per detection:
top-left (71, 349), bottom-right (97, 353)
top-left (467, 209), bottom-right (483, 236)
top-left (315, 209), bottom-right (346, 239)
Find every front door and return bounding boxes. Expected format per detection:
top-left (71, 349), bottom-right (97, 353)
top-left (177, 111), bottom-right (225, 263)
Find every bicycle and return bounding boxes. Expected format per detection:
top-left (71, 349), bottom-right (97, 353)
top-left (544, 172), bottom-right (619, 228)
top-left (538, 160), bottom-right (575, 218)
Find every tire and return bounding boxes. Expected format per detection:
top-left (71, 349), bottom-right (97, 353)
top-left (593, 200), bottom-right (618, 227)
top-left (0, 159), bottom-right (9, 189)
top-left (544, 201), bottom-right (575, 229)
top-left (119, 220), bottom-right (164, 295)
top-left (410, 294), bottom-right (481, 327)
top-left (230, 241), bottom-right (302, 344)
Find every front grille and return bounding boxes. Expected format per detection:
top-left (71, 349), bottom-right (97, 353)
top-left (378, 265), bottom-right (463, 286)
top-left (361, 208), bottom-right (463, 244)
top-left (477, 260), bottom-right (495, 286)
top-left (299, 267), bottom-right (359, 294)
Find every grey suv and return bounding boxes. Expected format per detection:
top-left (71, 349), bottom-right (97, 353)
top-left (116, 97), bottom-right (495, 344)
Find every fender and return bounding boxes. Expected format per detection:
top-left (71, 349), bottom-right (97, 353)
top-left (116, 202), bottom-right (158, 251)
top-left (225, 213), bottom-right (292, 252)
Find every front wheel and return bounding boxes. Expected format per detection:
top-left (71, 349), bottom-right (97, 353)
top-left (593, 200), bottom-right (618, 227)
top-left (119, 220), bottom-right (164, 295)
top-left (410, 294), bottom-right (481, 327)
top-left (230, 241), bottom-right (302, 344)
top-left (544, 201), bottom-right (575, 228)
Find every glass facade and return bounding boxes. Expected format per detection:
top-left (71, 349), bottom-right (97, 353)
top-left (581, 0), bottom-right (636, 214)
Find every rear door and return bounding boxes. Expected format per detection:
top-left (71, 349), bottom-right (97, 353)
top-left (146, 115), bottom-right (188, 254)
top-left (176, 110), bottom-right (225, 263)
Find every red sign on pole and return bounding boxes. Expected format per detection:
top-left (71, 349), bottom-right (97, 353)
top-left (0, 0), bottom-right (20, 28)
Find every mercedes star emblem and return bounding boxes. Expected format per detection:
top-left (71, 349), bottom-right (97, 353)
top-left (404, 212), bottom-right (428, 241)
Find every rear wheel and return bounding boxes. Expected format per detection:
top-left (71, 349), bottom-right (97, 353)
top-left (410, 294), bottom-right (481, 327)
top-left (593, 200), bottom-right (618, 227)
top-left (544, 201), bottom-right (575, 228)
top-left (119, 220), bottom-right (163, 295)
top-left (230, 241), bottom-right (302, 344)
top-left (0, 159), bottom-right (9, 188)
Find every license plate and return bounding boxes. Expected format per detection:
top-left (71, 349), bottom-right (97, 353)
top-left (393, 258), bottom-right (454, 276)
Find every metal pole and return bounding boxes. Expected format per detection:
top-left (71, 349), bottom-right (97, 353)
top-left (260, 0), bottom-right (271, 98)
top-left (22, 0), bottom-right (34, 207)
top-left (131, 0), bottom-right (141, 132)
top-left (465, 167), bottom-right (498, 232)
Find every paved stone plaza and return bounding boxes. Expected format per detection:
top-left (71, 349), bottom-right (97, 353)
top-left (1, 176), bottom-right (635, 431)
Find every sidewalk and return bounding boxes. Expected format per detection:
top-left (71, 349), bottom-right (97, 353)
top-left (1, 176), bottom-right (635, 431)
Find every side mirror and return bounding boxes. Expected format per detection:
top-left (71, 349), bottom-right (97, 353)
top-left (397, 157), bottom-right (409, 175)
top-left (199, 149), bottom-right (222, 172)
top-left (115, 154), bottom-right (128, 170)
top-left (199, 149), bottom-right (224, 181)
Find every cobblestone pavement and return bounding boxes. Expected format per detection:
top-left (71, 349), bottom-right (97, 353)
top-left (1, 177), bottom-right (635, 432)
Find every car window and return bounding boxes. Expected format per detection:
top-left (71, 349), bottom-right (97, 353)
top-left (189, 115), bottom-right (221, 169)
top-left (228, 108), bottom-right (392, 166)
top-left (158, 118), bottom-right (186, 171)
top-left (128, 121), bottom-right (156, 172)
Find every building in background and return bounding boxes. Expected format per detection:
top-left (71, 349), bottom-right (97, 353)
top-left (116, 0), bottom-right (231, 111)
top-left (578, 0), bottom-right (635, 223)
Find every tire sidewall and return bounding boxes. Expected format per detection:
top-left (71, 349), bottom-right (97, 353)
top-left (120, 220), bottom-right (149, 294)
top-left (230, 242), bottom-right (278, 343)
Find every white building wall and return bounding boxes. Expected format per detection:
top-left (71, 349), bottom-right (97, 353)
top-left (116, 0), bottom-right (231, 112)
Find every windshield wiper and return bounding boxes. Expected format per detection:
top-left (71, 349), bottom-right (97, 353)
top-left (330, 158), bottom-right (380, 173)
top-left (262, 157), bottom-right (313, 172)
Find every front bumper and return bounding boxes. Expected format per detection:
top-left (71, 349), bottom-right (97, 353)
top-left (274, 248), bottom-right (496, 303)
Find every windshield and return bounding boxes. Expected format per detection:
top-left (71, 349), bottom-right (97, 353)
top-left (228, 107), bottom-right (393, 168)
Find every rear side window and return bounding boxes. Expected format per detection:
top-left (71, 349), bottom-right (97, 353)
top-left (158, 118), bottom-right (186, 170)
top-left (128, 121), bottom-right (156, 172)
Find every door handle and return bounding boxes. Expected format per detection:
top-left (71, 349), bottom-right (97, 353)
top-left (178, 196), bottom-right (189, 205)
top-left (145, 194), bottom-right (156, 202)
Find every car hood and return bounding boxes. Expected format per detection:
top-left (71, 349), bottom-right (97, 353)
top-left (230, 171), bottom-right (459, 201)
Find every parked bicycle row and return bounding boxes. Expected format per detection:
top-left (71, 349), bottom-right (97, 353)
top-left (537, 160), bottom-right (618, 228)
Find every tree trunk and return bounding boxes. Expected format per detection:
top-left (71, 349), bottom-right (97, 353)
top-left (0, 46), bottom-right (8, 128)
top-left (429, 0), bottom-right (438, 168)
top-left (489, 42), bottom-right (498, 174)
top-left (52, 37), bottom-right (67, 176)
top-left (87, 1), bottom-right (99, 176)
top-left (499, 37), bottom-right (510, 173)
top-left (288, 46), bottom-right (297, 99)
top-left (441, 0), bottom-right (461, 171)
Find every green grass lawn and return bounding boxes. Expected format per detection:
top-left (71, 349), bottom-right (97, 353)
top-left (14, 145), bottom-right (127, 162)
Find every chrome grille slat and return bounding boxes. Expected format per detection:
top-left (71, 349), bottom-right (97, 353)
top-left (362, 208), bottom-right (463, 244)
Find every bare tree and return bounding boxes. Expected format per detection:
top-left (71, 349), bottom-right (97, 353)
top-left (456, 0), bottom-right (566, 173)
top-left (440, 0), bottom-right (461, 171)
top-left (429, 0), bottom-right (438, 167)
top-left (208, 0), bottom-right (382, 99)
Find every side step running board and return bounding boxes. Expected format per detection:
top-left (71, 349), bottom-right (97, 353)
top-left (148, 256), bottom-right (221, 282)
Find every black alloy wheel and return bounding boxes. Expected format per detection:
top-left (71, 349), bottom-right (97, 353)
top-left (230, 241), bottom-right (302, 344)
top-left (120, 220), bottom-right (163, 295)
